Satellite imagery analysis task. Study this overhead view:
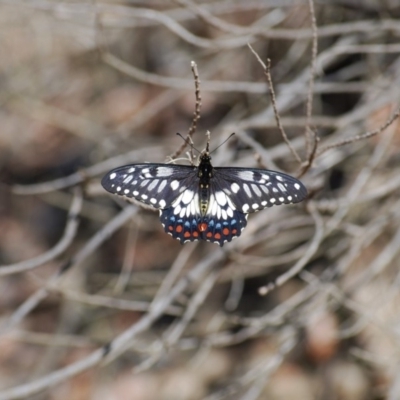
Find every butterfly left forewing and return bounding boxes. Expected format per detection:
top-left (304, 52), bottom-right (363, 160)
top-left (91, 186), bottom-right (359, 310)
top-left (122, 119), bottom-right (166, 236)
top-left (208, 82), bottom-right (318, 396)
top-left (213, 167), bottom-right (307, 214)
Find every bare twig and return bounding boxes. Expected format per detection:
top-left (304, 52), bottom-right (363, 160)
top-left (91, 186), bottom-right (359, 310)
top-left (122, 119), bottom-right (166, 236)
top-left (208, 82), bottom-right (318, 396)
top-left (0, 188), bottom-right (82, 276)
top-left (169, 61), bottom-right (202, 161)
top-left (304, 0), bottom-right (319, 158)
top-left (0, 206), bottom-right (138, 335)
top-left (248, 44), bottom-right (302, 165)
top-left (258, 201), bottom-right (324, 296)
top-left (317, 104), bottom-right (400, 156)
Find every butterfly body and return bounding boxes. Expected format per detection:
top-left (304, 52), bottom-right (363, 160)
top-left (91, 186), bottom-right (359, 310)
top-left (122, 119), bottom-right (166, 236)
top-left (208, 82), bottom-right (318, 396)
top-left (197, 153), bottom-right (213, 215)
top-left (101, 150), bottom-right (307, 246)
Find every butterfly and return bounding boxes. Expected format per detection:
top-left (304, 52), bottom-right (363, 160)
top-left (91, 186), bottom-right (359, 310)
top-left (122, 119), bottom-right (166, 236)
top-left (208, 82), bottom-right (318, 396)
top-left (101, 146), bottom-right (307, 246)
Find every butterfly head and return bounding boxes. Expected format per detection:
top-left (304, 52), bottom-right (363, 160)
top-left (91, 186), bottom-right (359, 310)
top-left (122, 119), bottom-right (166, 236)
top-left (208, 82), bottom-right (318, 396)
top-left (198, 151), bottom-right (213, 183)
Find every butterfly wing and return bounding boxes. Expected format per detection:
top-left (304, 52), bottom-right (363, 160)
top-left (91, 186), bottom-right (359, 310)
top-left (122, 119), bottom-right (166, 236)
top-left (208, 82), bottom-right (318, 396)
top-left (212, 167), bottom-right (308, 213)
top-left (101, 163), bottom-right (198, 209)
top-left (102, 163), bottom-right (307, 247)
top-left (159, 183), bottom-right (248, 246)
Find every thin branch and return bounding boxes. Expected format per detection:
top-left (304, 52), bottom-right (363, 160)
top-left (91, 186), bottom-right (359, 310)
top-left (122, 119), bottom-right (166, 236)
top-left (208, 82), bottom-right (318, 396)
top-left (169, 61), bottom-right (202, 161)
top-left (304, 0), bottom-right (319, 158)
top-left (163, 269), bottom-right (219, 346)
top-left (0, 206), bottom-right (138, 336)
top-left (317, 104), bottom-right (400, 156)
top-left (11, 146), bottom-right (165, 195)
top-left (247, 44), bottom-right (302, 165)
top-left (113, 220), bottom-right (138, 294)
top-left (0, 188), bottom-right (83, 276)
top-left (258, 201), bottom-right (324, 296)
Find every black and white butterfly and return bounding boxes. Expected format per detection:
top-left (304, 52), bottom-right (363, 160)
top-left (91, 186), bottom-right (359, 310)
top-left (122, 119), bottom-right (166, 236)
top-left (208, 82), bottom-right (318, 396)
top-left (101, 147), bottom-right (307, 246)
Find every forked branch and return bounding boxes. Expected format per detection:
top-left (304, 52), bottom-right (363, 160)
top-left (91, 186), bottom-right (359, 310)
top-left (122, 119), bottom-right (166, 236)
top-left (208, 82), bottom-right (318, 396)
top-left (248, 44), bottom-right (302, 165)
top-left (169, 61), bottom-right (202, 161)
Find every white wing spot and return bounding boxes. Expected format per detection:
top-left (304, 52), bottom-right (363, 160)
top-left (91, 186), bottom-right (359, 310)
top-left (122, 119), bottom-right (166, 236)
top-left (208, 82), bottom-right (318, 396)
top-left (278, 183), bottom-right (287, 192)
top-left (261, 186), bottom-right (269, 194)
top-left (190, 198), bottom-right (196, 216)
top-left (170, 180), bottom-right (179, 190)
top-left (180, 207), bottom-right (186, 218)
top-left (142, 168), bottom-right (149, 174)
top-left (231, 183), bottom-right (240, 193)
top-left (243, 184), bottom-right (252, 198)
top-left (227, 208), bottom-right (233, 218)
top-left (272, 187), bottom-right (278, 193)
top-left (217, 205), bottom-right (221, 220)
top-left (173, 204), bottom-right (181, 215)
top-left (294, 183), bottom-right (301, 190)
top-left (226, 197), bottom-right (236, 210)
top-left (123, 175), bottom-right (133, 184)
top-left (141, 194), bottom-right (148, 200)
top-left (211, 198), bottom-right (218, 216)
top-left (238, 171), bottom-right (254, 181)
top-left (150, 198), bottom-right (157, 204)
top-left (251, 184), bottom-right (262, 197)
top-left (148, 179), bottom-right (159, 191)
top-left (159, 199), bottom-right (166, 208)
top-left (140, 180), bottom-right (149, 187)
top-left (222, 209), bottom-right (227, 220)
top-left (252, 203), bottom-right (259, 209)
top-left (276, 175), bottom-right (284, 182)
top-left (157, 167), bottom-right (174, 177)
top-left (132, 180), bottom-right (137, 186)
top-left (271, 198), bottom-right (276, 203)
top-left (288, 196), bottom-right (293, 201)
top-left (133, 191), bottom-right (139, 196)
top-left (194, 194), bottom-right (200, 214)
top-left (128, 167), bottom-right (135, 173)
top-left (261, 201), bottom-right (267, 206)
top-left (116, 186), bottom-right (121, 192)
top-left (124, 189), bottom-right (130, 194)
top-left (172, 193), bottom-right (183, 207)
top-left (242, 203), bottom-right (250, 213)
top-left (110, 173), bottom-right (116, 180)
top-left (215, 191), bottom-right (227, 206)
top-left (261, 174), bottom-right (270, 181)
top-left (182, 190), bottom-right (194, 205)
top-left (279, 197), bottom-right (284, 202)
top-left (158, 180), bottom-right (167, 193)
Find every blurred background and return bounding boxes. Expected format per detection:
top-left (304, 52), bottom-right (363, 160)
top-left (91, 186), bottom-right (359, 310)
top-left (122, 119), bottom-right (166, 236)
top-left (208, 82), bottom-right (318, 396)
top-left (1, 1), bottom-right (400, 399)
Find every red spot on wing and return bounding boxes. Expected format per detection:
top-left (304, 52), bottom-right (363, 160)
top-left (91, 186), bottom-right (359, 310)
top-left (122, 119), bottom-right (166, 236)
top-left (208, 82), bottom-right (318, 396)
top-left (184, 231), bottom-right (191, 238)
top-left (176, 225), bottom-right (183, 233)
top-left (214, 233), bottom-right (221, 240)
top-left (168, 226), bottom-right (173, 231)
top-left (222, 228), bottom-right (229, 235)
top-left (193, 231), bottom-right (199, 238)
top-left (206, 232), bottom-right (212, 238)
top-left (198, 223), bottom-right (208, 232)
top-left (232, 229), bottom-right (237, 235)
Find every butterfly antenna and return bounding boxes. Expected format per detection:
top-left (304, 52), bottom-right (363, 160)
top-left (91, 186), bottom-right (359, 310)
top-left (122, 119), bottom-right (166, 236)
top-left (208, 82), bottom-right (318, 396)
top-left (210, 132), bottom-right (235, 154)
top-left (176, 132), bottom-right (201, 154)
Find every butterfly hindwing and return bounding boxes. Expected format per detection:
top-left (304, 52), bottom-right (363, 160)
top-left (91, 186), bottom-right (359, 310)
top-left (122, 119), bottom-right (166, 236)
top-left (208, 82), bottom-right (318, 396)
top-left (159, 206), bottom-right (247, 246)
top-left (159, 181), bottom-right (248, 246)
top-left (101, 163), bottom-right (197, 209)
top-left (213, 167), bottom-right (307, 214)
